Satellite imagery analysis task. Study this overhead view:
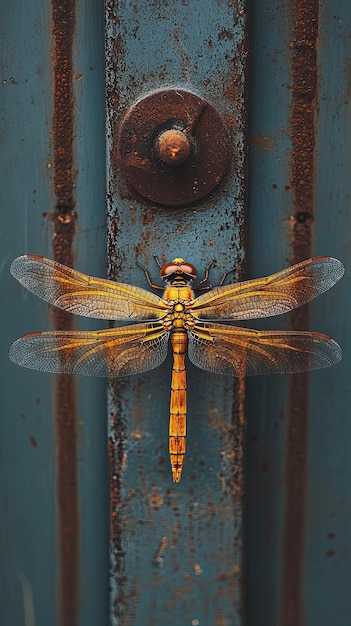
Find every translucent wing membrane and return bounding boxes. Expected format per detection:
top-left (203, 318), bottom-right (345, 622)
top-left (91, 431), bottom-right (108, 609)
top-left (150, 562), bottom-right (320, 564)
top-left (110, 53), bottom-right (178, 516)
top-left (191, 257), bottom-right (344, 321)
top-left (10, 255), bottom-right (343, 379)
top-left (10, 255), bottom-right (167, 321)
top-left (188, 322), bottom-right (342, 376)
top-left (9, 323), bottom-right (169, 377)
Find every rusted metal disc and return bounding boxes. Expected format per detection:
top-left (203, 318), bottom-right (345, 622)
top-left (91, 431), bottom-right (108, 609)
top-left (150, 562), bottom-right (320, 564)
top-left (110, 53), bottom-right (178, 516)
top-left (117, 89), bottom-right (231, 206)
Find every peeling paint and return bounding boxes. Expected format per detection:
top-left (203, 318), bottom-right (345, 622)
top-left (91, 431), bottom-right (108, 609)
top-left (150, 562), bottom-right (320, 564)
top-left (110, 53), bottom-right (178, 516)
top-left (105, 1), bottom-right (247, 623)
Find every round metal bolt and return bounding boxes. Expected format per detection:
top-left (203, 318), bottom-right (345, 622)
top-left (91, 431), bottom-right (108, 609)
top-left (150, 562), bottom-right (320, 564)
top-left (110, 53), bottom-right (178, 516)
top-left (117, 89), bottom-right (231, 206)
top-left (156, 129), bottom-right (191, 166)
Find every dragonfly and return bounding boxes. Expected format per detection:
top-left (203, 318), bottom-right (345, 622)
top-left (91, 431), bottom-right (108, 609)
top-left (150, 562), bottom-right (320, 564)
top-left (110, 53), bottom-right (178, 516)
top-left (9, 254), bottom-right (344, 482)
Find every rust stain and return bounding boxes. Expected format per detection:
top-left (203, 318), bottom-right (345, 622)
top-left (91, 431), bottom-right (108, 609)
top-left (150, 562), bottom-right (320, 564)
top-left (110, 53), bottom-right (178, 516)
top-left (149, 492), bottom-right (164, 510)
top-left (108, 403), bottom-right (127, 622)
top-left (231, 375), bottom-right (246, 502)
top-left (152, 536), bottom-right (168, 568)
top-left (283, 2), bottom-right (318, 625)
top-left (104, 3), bottom-right (248, 621)
top-left (104, 15), bottom-right (129, 604)
top-left (251, 133), bottom-right (275, 151)
top-left (325, 549), bottom-right (336, 558)
top-left (51, 0), bottom-right (79, 625)
top-left (216, 564), bottom-right (240, 582)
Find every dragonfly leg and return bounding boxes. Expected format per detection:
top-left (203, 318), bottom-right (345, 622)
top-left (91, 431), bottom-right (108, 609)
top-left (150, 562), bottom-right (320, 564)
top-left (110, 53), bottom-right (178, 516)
top-left (193, 258), bottom-right (216, 291)
top-left (218, 267), bottom-right (236, 286)
top-left (136, 260), bottom-right (164, 290)
top-left (153, 254), bottom-right (162, 269)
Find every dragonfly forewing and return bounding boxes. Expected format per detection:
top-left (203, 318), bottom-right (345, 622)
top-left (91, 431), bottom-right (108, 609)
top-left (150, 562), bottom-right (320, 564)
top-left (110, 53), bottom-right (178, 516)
top-left (10, 255), bottom-right (168, 321)
top-left (191, 256), bottom-right (344, 321)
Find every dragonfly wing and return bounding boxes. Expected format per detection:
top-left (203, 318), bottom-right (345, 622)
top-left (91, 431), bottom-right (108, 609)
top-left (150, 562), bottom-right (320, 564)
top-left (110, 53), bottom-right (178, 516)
top-left (188, 322), bottom-right (342, 376)
top-left (10, 255), bottom-right (167, 320)
top-left (9, 322), bottom-right (169, 377)
top-left (191, 257), bottom-right (344, 320)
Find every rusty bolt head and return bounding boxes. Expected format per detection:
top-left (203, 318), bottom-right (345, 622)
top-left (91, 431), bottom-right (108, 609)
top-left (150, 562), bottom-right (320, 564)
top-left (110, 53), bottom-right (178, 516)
top-left (156, 129), bottom-right (191, 166)
top-left (117, 89), bottom-right (231, 206)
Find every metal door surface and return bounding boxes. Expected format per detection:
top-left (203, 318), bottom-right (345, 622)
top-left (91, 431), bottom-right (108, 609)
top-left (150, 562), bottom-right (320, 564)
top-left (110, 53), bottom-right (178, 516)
top-left (246, 2), bottom-right (351, 625)
top-left (105, 3), bottom-right (246, 624)
top-left (1, 2), bottom-right (350, 626)
top-left (1, 2), bottom-right (108, 626)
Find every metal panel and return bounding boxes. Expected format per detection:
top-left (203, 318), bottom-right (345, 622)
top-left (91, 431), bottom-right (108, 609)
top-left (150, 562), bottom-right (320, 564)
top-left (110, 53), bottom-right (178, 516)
top-left (306, 1), bottom-right (351, 623)
top-left (246, 1), bottom-right (351, 625)
top-left (2, 1), bottom-right (349, 625)
top-left (105, 2), bottom-right (247, 624)
top-left (246, 4), bottom-right (292, 624)
top-left (0, 3), bottom-right (57, 624)
top-left (73, 2), bottom-right (109, 625)
top-left (0, 1), bottom-right (108, 625)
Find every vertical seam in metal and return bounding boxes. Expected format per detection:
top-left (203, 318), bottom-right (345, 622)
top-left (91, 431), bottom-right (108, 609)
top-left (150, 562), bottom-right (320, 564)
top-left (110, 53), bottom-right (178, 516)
top-left (51, 0), bottom-right (79, 624)
top-left (283, 2), bottom-right (319, 625)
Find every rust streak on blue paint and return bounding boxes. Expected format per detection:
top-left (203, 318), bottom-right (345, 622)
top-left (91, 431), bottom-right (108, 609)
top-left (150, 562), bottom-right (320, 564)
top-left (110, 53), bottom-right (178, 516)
top-left (283, 2), bottom-right (319, 625)
top-left (51, 0), bottom-right (79, 624)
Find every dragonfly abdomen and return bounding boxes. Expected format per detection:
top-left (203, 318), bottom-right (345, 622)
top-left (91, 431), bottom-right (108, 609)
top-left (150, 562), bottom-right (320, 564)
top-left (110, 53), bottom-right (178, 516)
top-left (169, 329), bottom-right (187, 482)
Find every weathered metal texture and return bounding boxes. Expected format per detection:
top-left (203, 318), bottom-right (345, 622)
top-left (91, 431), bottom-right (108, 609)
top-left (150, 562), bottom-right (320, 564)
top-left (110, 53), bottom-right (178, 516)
top-left (105, 1), bottom-right (247, 624)
top-left (284, 2), bottom-right (319, 624)
top-left (246, 2), bottom-right (351, 626)
top-left (73, 4), bottom-right (110, 624)
top-left (51, 1), bottom-right (80, 624)
top-left (0, 1), bottom-right (108, 625)
top-left (117, 89), bottom-right (231, 205)
top-left (305, 1), bottom-right (351, 623)
top-left (0, 4), bottom-right (57, 625)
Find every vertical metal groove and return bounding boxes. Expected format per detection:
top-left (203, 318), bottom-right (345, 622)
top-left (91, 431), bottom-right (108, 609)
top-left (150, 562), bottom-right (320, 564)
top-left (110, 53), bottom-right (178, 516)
top-left (283, 2), bottom-right (319, 624)
top-left (51, 1), bottom-right (79, 624)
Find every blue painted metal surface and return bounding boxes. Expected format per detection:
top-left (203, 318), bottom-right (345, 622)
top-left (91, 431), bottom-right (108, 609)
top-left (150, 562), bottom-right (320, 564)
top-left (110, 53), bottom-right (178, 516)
top-left (2, 1), bottom-right (350, 625)
top-left (246, 1), bottom-right (351, 625)
top-left (246, 4), bottom-right (293, 624)
top-left (1, 4), bottom-right (56, 624)
top-left (306, 2), bottom-right (351, 622)
top-left (105, 2), bottom-right (247, 624)
top-left (0, 1), bottom-right (108, 625)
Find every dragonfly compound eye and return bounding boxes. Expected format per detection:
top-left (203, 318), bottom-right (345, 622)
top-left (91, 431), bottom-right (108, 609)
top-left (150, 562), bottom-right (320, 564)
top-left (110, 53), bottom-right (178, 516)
top-left (160, 260), bottom-right (197, 282)
top-left (179, 263), bottom-right (197, 279)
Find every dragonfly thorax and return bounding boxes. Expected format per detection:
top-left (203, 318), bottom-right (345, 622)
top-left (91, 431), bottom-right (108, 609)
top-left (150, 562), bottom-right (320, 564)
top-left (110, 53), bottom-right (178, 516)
top-left (162, 285), bottom-right (196, 332)
top-left (163, 284), bottom-right (194, 304)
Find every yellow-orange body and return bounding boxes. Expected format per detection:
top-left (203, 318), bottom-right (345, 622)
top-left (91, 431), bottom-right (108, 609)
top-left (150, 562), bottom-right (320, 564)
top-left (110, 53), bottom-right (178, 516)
top-left (162, 282), bottom-right (195, 482)
top-left (9, 254), bottom-right (344, 484)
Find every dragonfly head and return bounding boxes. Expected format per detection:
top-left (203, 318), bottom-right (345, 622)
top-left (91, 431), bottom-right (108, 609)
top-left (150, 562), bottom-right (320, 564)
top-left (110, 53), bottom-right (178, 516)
top-left (160, 258), bottom-right (198, 283)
